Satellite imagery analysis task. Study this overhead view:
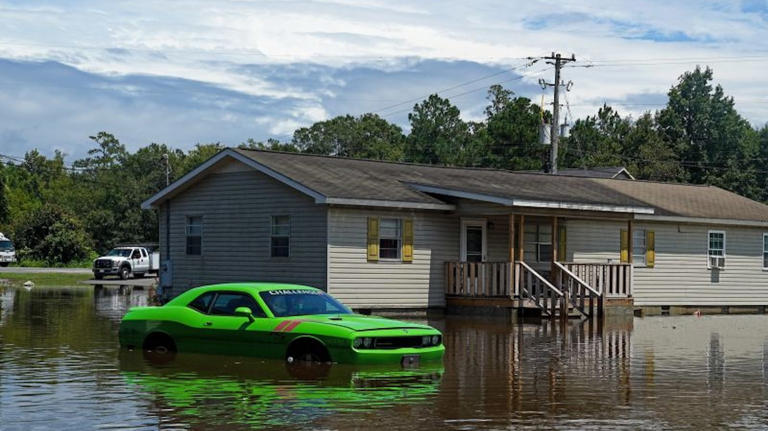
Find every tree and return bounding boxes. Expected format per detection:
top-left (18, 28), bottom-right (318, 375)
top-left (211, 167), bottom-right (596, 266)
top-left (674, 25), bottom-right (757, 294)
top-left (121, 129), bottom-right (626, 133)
top-left (405, 95), bottom-right (469, 165)
top-left (656, 66), bottom-right (759, 197)
top-left (240, 138), bottom-right (299, 153)
top-left (480, 85), bottom-right (548, 170)
top-left (14, 205), bottom-right (92, 264)
top-left (0, 164), bottom-right (8, 226)
top-left (291, 114), bottom-right (404, 160)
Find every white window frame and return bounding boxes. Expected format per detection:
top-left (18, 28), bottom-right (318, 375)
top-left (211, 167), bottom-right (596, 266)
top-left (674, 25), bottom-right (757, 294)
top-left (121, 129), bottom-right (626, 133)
top-left (633, 229), bottom-right (647, 268)
top-left (762, 233), bottom-right (768, 271)
top-left (270, 215), bottom-right (291, 258)
top-left (524, 223), bottom-right (552, 263)
top-left (185, 216), bottom-right (203, 256)
top-left (379, 218), bottom-right (402, 260)
top-left (460, 218), bottom-right (487, 262)
top-left (707, 230), bottom-right (726, 269)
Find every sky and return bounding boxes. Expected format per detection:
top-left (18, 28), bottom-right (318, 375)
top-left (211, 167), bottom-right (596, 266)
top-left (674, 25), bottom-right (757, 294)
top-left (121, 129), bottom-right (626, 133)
top-left (0, 0), bottom-right (767, 160)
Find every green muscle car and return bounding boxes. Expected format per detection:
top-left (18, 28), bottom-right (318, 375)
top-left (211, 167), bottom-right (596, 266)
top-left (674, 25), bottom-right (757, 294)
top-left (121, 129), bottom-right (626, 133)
top-left (118, 282), bottom-right (444, 365)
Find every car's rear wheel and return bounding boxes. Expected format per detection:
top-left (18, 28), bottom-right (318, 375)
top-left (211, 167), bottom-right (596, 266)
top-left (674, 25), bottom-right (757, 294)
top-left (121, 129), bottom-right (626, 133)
top-left (286, 338), bottom-right (331, 364)
top-left (119, 266), bottom-right (130, 280)
top-left (142, 332), bottom-right (177, 364)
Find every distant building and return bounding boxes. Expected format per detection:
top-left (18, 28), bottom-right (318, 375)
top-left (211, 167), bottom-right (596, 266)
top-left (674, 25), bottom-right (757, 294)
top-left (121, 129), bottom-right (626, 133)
top-left (143, 149), bottom-right (768, 314)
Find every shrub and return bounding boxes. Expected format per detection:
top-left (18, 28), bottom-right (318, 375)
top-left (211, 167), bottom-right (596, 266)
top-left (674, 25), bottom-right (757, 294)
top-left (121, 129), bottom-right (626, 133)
top-left (14, 206), bottom-right (94, 265)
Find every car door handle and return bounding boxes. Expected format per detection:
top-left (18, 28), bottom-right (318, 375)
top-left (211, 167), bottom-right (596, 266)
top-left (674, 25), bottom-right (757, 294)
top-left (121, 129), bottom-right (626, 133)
top-left (203, 321), bottom-right (213, 326)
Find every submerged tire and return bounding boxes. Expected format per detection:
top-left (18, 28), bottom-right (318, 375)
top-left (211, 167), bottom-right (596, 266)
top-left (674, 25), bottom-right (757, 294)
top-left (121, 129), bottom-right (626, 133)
top-left (285, 338), bottom-right (331, 364)
top-left (142, 333), bottom-right (177, 364)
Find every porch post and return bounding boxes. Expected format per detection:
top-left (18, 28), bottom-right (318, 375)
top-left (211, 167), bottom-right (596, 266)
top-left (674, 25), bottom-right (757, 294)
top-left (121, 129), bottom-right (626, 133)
top-left (627, 220), bottom-right (633, 264)
top-left (509, 214), bottom-right (516, 298)
top-left (517, 215), bottom-right (525, 262)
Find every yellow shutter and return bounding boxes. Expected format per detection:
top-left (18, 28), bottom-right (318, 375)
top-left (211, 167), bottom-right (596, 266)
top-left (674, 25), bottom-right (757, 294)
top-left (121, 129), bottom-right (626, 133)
top-left (620, 229), bottom-right (629, 263)
top-left (367, 217), bottom-right (379, 262)
top-left (558, 224), bottom-right (567, 262)
top-left (646, 230), bottom-right (655, 268)
top-left (402, 219), bottom-right (414, 263)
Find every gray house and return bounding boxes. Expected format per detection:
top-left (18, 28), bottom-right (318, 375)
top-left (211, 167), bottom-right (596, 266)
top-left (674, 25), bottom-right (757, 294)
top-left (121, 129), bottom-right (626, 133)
top-left (142, 148), bottom-right (768, 315)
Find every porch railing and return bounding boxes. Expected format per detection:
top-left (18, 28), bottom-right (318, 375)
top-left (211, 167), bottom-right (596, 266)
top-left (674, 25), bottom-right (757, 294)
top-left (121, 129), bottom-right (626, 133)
top-left (516, 261), bottom-right (565, 317)
top-left (553, 262), bottom-right (602, 318)
top-left (444, 261), bottom-right (512, 297)
top-left (560, 262), bottom-right (632, 298)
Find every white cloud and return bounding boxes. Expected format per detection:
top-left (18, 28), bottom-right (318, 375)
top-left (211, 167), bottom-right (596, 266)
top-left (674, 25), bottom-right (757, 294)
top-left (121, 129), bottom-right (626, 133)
top-left (0, 0), bottom-right (767, 158)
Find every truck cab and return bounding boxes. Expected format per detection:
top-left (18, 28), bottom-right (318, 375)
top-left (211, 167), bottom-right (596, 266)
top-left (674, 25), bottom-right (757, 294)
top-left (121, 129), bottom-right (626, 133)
top-left (93, 246), bottom-right (159, 280)
top-left (0, 233), bottom-right (16, 267)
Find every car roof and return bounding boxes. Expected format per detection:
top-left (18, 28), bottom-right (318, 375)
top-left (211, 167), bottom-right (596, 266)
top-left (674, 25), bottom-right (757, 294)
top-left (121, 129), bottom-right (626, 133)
top-left (167, 283), bottom-right (321, 304)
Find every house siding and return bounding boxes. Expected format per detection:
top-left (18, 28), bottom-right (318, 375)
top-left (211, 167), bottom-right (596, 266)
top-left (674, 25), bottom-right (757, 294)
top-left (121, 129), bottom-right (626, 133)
top-left (566, 219), bottom-right (768, 306)
top-left (161, 165), bottom-right (327, 297)
top-left (327, 207), bottom-right (458, 309)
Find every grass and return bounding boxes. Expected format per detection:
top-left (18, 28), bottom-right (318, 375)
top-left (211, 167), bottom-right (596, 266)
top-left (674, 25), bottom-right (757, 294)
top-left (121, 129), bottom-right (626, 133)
top-left (0, 272), bottom-right (91, 286)
top-left (10, 259), bottom-right (92, 269)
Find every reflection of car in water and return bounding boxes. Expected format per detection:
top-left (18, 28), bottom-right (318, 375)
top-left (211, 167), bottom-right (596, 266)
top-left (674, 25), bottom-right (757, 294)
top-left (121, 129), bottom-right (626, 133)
top-left (119, 283), bottom-right (445, 365)
top-left (118, 349), bottom-right (443, 428)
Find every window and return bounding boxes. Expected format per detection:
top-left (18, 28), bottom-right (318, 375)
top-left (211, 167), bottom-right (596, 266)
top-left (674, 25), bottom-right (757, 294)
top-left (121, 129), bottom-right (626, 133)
top-left (188, 292), bottom-right (216, 313)
top-left (271, 215), bottom-right (291, 257)
top-left (763, 234), bottom-right (768, 270)
top-left (633, 229), bottom-right (646, 267)
top-left (209, 292), bottom-right (266, 317)
top-left (379, 218), bottom-right (402, 259)
top-left (186, 216), bottom-right (203, 255)
top-left (524, 223), bottom-right (552, 262)
top-left (131, 249), bottom-right (141, 259)
top-left (140, 249), bottom-right (147, 258)
top-left (708, 230), bottom-right (725, 269)
top-left (260, 290), bottom-right (352, 317)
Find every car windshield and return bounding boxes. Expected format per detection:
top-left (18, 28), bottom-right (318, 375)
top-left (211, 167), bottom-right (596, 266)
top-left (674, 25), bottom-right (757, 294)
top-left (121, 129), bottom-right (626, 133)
top-left (0, 240), bottom-right (12, 250)
top-left (106, 249), bottom-right (132, 257)
top-left (259, 289), bottom-right (352, 317)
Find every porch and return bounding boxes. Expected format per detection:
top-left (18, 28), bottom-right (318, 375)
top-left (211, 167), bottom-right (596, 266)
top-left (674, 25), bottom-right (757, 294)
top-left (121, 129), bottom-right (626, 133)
top-left (444, 213), bottom-right (635, 319)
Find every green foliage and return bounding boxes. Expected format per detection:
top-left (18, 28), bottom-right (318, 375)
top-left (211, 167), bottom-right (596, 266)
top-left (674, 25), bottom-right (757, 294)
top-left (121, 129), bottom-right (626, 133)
top-left (405, 94), bottom-right (470, 165)
top-left (292, 114), bottom-right (405, 160)
top-left (14, 205), bottom-right (93, 264)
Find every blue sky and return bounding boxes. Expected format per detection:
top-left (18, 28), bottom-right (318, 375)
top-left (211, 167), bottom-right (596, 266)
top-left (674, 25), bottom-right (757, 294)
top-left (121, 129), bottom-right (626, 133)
top-left (0, 0), bottom-right (767, 159)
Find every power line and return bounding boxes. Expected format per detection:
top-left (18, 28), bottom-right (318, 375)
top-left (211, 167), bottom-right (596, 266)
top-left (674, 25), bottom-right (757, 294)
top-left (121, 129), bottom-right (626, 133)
top-left (379, 66), bottom-right (552, 118)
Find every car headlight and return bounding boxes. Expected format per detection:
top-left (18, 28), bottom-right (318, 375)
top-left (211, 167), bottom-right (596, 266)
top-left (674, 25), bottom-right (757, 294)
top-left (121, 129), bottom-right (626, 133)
top-left (422, 335), bottom-right (430, 346)
top-left (353, 338), bottom-right (363, 349)
top-left (431, 335), bottom-right (440, 346)
top-left (362, 337), bottom-right (373, 348)
top-left (112, 261), bottom-right (119, 267)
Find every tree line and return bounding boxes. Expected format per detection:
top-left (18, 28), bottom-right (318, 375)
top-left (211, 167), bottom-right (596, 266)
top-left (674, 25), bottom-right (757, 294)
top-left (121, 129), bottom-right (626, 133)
top-left (2, 66), bottom-right (766, 265)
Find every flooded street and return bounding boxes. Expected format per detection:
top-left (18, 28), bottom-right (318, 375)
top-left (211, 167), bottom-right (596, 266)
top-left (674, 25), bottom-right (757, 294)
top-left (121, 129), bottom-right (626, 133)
top-left (2, 283), bottom-right (768, 430)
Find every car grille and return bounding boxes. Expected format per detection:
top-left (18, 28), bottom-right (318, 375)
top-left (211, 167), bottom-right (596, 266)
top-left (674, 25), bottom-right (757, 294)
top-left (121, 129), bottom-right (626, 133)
top-left (372, 336), bottom-right (429, 350)
top-left (95, 259), bottom-right (113, 269)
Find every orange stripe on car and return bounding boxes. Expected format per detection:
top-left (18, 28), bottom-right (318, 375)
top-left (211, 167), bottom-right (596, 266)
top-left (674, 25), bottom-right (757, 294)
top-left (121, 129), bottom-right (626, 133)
top-left (282, 320), bottom-right (303, 332)
top-left (273, 320), bottom-right (292, 332)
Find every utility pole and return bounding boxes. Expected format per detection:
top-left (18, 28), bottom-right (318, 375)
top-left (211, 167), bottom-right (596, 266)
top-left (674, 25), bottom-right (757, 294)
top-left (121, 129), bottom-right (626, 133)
top-left (534, 52), bottom-right (575, 174)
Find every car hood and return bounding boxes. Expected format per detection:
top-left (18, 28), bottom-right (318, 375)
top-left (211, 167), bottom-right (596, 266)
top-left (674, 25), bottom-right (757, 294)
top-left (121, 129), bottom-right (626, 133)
top-left (297, 314), bottom-right (434, 332)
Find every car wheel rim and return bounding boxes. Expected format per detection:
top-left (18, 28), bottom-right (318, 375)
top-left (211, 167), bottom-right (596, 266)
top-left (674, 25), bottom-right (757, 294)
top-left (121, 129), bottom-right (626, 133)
top-left (154, 346), bottom-right (169, 354)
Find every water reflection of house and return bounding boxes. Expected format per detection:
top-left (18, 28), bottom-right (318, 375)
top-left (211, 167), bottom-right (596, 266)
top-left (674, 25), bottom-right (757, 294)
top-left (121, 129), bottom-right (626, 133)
top-left (142, 149), bottom-right (768, 314)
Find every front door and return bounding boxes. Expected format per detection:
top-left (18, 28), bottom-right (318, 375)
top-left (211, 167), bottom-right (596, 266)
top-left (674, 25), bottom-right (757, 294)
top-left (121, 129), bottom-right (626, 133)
top-left (460, 219), bottom-right (487, 262)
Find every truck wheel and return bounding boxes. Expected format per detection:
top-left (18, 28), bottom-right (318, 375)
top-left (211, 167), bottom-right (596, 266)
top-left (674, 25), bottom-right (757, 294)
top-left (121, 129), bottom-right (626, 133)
top-left (94, 273), bottom-right (103, 280)
top-left (119, 266), bottom-right (130, 280)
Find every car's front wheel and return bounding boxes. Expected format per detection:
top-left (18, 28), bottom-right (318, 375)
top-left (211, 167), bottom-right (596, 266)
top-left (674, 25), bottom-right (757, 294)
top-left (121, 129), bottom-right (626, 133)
top-left (286, 338), bottom-right (331, 364)
top-left (119, 266), bottom-right (130, 280)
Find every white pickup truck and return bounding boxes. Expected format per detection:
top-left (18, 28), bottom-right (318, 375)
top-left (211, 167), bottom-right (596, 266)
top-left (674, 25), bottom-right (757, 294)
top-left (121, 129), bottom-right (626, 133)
top-left (0, 233), bottom-right (16, 267)
top-left (92, 246), bottom-right (160, 280)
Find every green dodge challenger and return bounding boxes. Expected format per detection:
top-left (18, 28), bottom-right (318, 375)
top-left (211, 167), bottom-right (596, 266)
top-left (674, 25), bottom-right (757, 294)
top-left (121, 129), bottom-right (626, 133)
top-left (119, 282), bottom-right (445, 365)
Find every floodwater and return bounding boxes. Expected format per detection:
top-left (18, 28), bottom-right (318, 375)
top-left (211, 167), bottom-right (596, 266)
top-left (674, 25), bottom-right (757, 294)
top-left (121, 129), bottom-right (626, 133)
top-left (2, 284), bottom-right (768, 430)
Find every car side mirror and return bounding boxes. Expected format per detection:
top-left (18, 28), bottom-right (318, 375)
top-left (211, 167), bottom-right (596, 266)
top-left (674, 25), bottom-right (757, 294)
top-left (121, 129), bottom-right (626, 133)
top-left (234, 306), bottom-right (254, 322)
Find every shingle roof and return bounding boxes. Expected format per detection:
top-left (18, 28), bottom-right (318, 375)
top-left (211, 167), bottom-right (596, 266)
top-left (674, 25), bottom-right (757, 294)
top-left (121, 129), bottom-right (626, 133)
top-left (233, 149), bottom-right (768, 222)
top-left (556, 167), bottom-right (634, 180)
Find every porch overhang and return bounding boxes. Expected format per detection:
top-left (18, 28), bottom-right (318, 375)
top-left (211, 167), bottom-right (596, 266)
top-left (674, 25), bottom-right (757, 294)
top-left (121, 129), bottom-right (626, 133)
top-left (406, 183), bottom-right (655, 215)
